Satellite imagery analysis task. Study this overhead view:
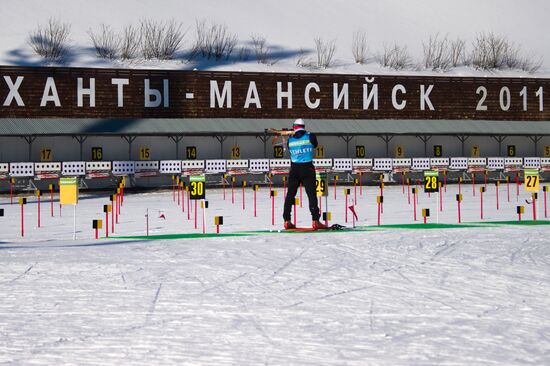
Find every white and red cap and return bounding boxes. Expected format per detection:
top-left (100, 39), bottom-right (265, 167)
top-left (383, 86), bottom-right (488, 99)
top-left (293, 118), bottom-right (305, 131)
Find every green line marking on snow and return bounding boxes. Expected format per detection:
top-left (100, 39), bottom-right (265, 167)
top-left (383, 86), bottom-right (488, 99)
top-left (109, 232), bottom-right (254, 240)
top-left (107, 220), bottom-right (550, 240)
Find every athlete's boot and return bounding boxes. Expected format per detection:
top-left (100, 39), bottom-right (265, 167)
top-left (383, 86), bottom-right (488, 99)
top-left (312, 220), bottom-right (328, 230)
top-left (284, 220), bottom-right (296, 229)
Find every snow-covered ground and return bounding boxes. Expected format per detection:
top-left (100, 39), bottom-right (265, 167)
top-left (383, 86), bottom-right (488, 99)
top-left (1, 183), bottom-right (550, 364)
top-left (1, 0), bottom-right (549, 77)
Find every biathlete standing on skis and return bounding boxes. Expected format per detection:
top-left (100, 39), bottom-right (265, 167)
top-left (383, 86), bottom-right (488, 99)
top-left (283, 118), bottom-right (327, 230)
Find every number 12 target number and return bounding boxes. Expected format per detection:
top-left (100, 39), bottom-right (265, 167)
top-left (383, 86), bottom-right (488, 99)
top-left (424, 170), bottom-right (439, 193)
top-left (189, 175), bottom-right (206, 200)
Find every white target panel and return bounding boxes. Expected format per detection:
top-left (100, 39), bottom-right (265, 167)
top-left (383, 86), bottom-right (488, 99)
top-left (504, 157), bottom-right (523, 167)
top-left (112, 161), bottom-right (135, 175)
top-left (34, 162), bottom-right (62, 172)
top-left (226, 160), bottom-right (249, 169)
top-left (62, 162), bottom-right (86, 176)
top-left (412, 158), bottom-right (430, 171)
top-left (352, 159), bottom-right (373, 168)
top-left (269, 159), bottom-right (291, 169)
top-left (86, 161), bottom-right (112, 171)
top-left (181, 160), bottom-right (205, 170)
top-left (373, 158), bottom-right (393, 171)
top-left (523, 157), bottom-right (541, 169)
top-left (392, 158), bottom-right (412, 168)
top-left (10, 162), bottom-right (34, 177)
top-left (0, 163), bottom-right (9, 173)
top-left (430, 158), bottom-right (450, 168)
top-left (332, 158), bottom-right (353, 171)
top-left (468, 158), bottom-right (487, 167)
top-left (313, 159), bottom-right (333, 168)
top-left (541, 158), bottom-right (550, 168)
top-left (205, 160), bottom-right (227, 173)
top-left (160, 160), bottom-right (182, 174)
top-left (486, 157), bottom-right (504, 170)
top-left (450, 157), bottom-right (468, 170)
top-left (249, 159), bottom-right (270, 172)
top-left (135, 161), bottom-right (159, 171)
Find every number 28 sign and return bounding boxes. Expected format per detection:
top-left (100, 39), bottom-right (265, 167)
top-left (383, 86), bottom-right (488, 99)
top-left (424, 170), bottom-right (439, 193)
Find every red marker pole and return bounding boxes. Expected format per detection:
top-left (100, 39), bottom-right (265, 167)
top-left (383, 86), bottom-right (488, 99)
top-left (407, 179), bottom-right (411, 204)
top-left (507, 177), bottom-right (510, 202)
top-left (293, 201), bottom-right (297, 226)
top-left (344, 190), bottom-right (348, 223)
top-left (544, 187), bottom-right (548, 218)
top-left (377, 201), bottom-right (381, 226)
top-left (21, 203), bottom-right (24, 237)
top-left (231, 179), bottom-right (235, 204)
top-left (457, 196), bottom-right (462, 224)
top-left (105, 210), bottom-right (109, 238)
top-left (253, 187), bottom-right (257, 217)
top-left (10, 179), bottom-right (13, 205)
top-left (377, 196), bottom-right (382, 226)
top-left (242, 183), bottom-right (246, 210)
top-left (187, 189), bottom-right (190, 220)
top-left (496, 182), bottom-right (500, 210)
top-left (95, 227), bottom-right (99, 240)
top-left (271, 193), bottom-right (275, 226)
top-left (300, 184), bottom-right (303, 208)
top-left (480, 187), bottom-right (485, 220)
top-left (182, 185), bottom-right (186, 213)
top-left (202, 203), bottom-right (206, 234)
top-left (354, 179), bottom-right (357, 204)
top-left (402, 172), bottom-right (405, 194)
top-left (444, 171), bottom-right (447, 193)
top-left (413, 189), bottom-right (417, 221)
top-left (194, 200), bottom-right (198, 229)
top-left (532, 194), bottom-right (537, 221)
top-left (50, 185), bottom-right (54, 217)
top-left (472, 173), bottom-right (476, 197)
top-left (439, 183), bottom-right (443, 211)
top-left (37, 194), bottom-right (41, 228)
top-left (172, 178), bottom-right (176, 202)
top-left (379, 183), bottom-right (384, 214)
top-left (112, 202), bottom-right (115, 233)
